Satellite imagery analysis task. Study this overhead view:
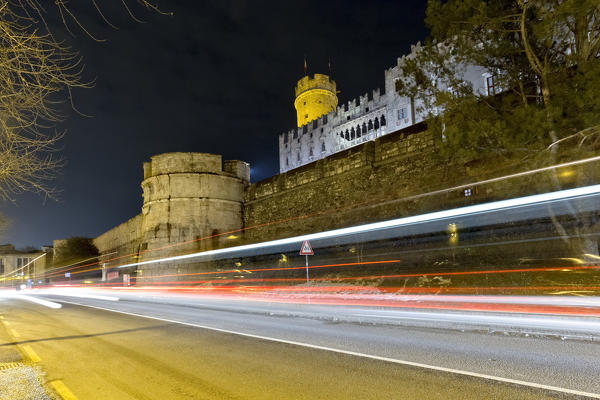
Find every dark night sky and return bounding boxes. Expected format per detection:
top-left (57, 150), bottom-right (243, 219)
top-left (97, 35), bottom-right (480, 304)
top-left (1, 0), bottom-right (428, 249)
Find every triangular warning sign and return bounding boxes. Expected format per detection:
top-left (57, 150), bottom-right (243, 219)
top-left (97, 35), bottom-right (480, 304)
top-left (299, 240), bottom-right (314, 255)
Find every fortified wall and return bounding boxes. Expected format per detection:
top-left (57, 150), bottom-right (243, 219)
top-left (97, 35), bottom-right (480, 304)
top-left (93, 153), bottom-right (250, 266)
top-left (247, 124), bottom-right (437, 242)
top-left (93, 126), bottom-right (600, 280)
top-left (246, 124), bottom-right (599, 245)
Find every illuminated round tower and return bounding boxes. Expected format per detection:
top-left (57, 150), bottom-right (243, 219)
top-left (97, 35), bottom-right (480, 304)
top-left (294, 73), bottom-right (338, 127)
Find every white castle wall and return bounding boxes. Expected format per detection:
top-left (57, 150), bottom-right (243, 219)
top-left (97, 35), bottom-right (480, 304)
top-left (279, 43), bottom-right (494, 173)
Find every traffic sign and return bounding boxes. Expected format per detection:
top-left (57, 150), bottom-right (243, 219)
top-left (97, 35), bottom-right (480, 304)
top-left (299, 240), bottom-right (314, 255)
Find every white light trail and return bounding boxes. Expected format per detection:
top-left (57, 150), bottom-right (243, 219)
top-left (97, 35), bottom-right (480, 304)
top-left (42, 251), bottom-right (118, 276)
top-left (380, 155), bottom-right (600, 206)
top-left (32, 288), bottom-right (119, 301)
top-left (1, 253), bottom-right (46, 279)
top-left (114, 184), bottom-right (600, 270)
top-left (0, 292), bottom-right (62, 309)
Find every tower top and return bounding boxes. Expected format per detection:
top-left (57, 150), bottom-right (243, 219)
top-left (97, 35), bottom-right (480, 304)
top-left (293, 74), bottom-right (338, 127)
top-left (295, 74), bottom-right (336, 97)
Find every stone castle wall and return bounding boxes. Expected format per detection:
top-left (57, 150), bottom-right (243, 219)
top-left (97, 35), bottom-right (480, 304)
top-left (93, 214), bottom-right (142, 260)
top-left (246, 125), bottom-right (600, 245)
top-left (93, 126), bottom-right (600, 278)
top-left (245, 126), bottom-right (440, 242)
top-left (94, 153), bottom-right (250, 268)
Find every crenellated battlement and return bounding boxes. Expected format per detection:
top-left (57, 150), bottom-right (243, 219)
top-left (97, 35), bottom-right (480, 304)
top-left (295, 73), bottom-right (337, 97)
top-left (280, 44), bottom-right (438, 173)
top-left (335, 87), bottom-right (385, 121)
top-left (280, 86), bottom-right (388, 146)
top-left (294, 73), bottom-right (339, 128)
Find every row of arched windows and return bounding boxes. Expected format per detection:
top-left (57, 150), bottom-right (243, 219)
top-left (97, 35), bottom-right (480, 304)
top-left (338, 115), bottom-right (386, 141)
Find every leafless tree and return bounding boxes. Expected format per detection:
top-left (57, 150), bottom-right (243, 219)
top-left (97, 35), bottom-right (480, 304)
top-left (0, 0), bottom-right (168, 203)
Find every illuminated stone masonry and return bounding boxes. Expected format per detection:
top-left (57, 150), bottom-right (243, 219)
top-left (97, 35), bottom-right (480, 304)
top-left (91, 43), bottom-right (597, 278)
top-left (279, 43), bottom-right (490, 173)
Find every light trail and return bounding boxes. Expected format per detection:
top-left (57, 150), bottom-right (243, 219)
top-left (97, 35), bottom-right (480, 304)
top-left (130, 262), bottom-right (600, 282)
top-left (39, 157), bottom-right (600, 280)
top-left (34, 285), bottom-right (600, 318)
top-left (30, 288), bottom-right (119, 301)
top-left (0, 292), bottom-right (62, 309)
top-left (0, 253), bottom-right (46, 279)
top-left (101, 184), bottom-right (600, 271)
top-left (30, 284), bottom-right (600, 316)
top-left (370, 155), bottom-right (600, 208)
top-left (39, 252), bottom-right (117, 277)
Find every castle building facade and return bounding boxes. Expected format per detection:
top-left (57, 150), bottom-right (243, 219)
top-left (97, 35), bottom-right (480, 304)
top-left (278, 44), bottom-right (491, 173)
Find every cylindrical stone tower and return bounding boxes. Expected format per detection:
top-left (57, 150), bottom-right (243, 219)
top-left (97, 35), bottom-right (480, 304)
top-left (294, 73), bottom-right (338, 127)
top-left (139, 153), bottom-right (250, 264)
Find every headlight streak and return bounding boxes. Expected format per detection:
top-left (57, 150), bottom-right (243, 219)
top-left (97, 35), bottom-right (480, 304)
top-left (0, 253), bottom-right (46, 279)
top-left (38, 229), bottom-right (600, 280)
top-left (38, 252), bottom-right (118, 278)
top-left (0, 292), bottom-right (62, 309)
top-left (28, 288), bottom-right (119, 301)
top-left (98, 184), bottom-right (600, 271)
top-left (13, 183), bottom-right (600, 322)
top-left (21, 285), bottom-right (600, 317)
top-left (35, 282), bottom-right (600, 296)
top-left (134, 262), bottom-right (600, 281)
top-left (33, 159), bottom-right (600, 279)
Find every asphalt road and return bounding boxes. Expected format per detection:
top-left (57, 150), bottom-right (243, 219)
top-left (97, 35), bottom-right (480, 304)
top-left (1, 295), bottom-right (599, 399)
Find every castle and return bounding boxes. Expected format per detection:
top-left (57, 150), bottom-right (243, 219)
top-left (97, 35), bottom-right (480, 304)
top-left (278, 43), bottom-right (492, 172)
top-left (86, 46), bottom-right (597, 281)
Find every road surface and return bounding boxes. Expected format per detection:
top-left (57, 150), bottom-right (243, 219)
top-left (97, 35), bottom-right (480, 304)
top-left (1, 293), bottom-right (599, 399)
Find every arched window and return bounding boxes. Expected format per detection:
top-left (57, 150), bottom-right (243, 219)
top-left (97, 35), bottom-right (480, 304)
top-left (362, 123), bottom-right (367, 133)
top-left (356, 125), bottom-right (361, 138)
top-left (374, 117), bottom-right (380, 129)
top-left (380, 114), bottom-right (386, 126)
top-left (345, 130), bottom-right (350, 140)
top-left (368, 120), bottom-right (373, 131)
top-left (309, 147), bottom-right (313, 157)
top-left (297, 152), bottom-right (300, 161)
top-left (350, 127), bottom-right (355, 139)
top-left (321, 142), bottom-right (326, 152)
top-left (286, 157), bottom-right (289, 167)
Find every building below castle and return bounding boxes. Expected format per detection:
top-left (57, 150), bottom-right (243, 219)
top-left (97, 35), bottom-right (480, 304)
top-left (279, 43), bottom-right (492, 173)
top-left (0, 244), bottom-right (51, 287)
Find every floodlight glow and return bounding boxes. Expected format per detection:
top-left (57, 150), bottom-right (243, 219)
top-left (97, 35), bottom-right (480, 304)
top-left (116, 184), bottom-right (600, 270)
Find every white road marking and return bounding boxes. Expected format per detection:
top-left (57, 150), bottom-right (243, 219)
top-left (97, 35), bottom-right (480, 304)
top-left (32, 289), bottom-right (119, 302)
top-left (14, 294), bottom-right (62, 309)
top-left (51, 298), bottom-right (600, 399)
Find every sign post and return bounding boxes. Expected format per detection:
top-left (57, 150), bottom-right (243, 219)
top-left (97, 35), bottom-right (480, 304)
top-left (299, 240), bottom-right (314, 291)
